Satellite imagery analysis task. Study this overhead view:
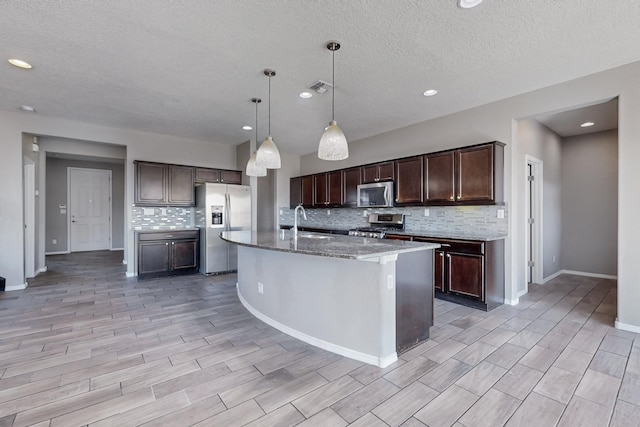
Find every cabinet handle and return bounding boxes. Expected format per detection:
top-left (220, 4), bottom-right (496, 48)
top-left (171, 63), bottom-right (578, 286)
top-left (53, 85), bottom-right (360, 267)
top-left (172, 242), bottom-right (175, 245)
top-left (165, 242), bottom-right (168, 246)
top-left (447, 253), bottom-right (452, 291)
top-left (449, 196), bottom-right (454, 201)
top-left (439, 252), bottom-right (444, 257)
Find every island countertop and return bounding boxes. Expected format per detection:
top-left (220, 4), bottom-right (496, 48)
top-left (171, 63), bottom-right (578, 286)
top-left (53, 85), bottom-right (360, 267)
top-left (220, 230), bottom-right (439, 260)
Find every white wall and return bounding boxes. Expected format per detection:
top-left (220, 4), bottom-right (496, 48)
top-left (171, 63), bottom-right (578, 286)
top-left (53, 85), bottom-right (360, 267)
top-left (561, 130), bottom-right (618, 276)
top-left (0, 111), bottom-right (237, 285)
top-left (299, 60), bottom-right (640, 330)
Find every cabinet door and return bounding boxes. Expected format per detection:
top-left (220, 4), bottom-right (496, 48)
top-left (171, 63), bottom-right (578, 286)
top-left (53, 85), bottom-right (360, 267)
top-left (194, 168), bottom-right (220, 183)
top-left (167, 165), bottom-right (195, 206)
top-left (138, 241), bottom-right (170, 275)
top-left (220, 170), bottom-right (242, 184)
top-left (447, 252), bottom-right (483, 300)
top-left (135, 162), bottom-right (167, 205)
top-left (434, 250), bottom-right (445, 292)
top-left (327, 171), bottom-right (342, 206)
top-left (171, 240), bottom-right (198, 271)
top-left (377, 161), bottom-right (395, 182)
top-left (341, 167), bottom-right (361, 207)
top-left (362, 164), bottom-right (379, 183)
top-left (395, 156), bottom-right (423, 205)
top-left (313, 174), bottom-right (328, 207)
top-left (290, 177), bottom-right (302, 208)
top-left (301, 176), bottom-right (314, 207)
top-left (457, 144), bottom-right (494, 203)
top-left (424, 151), bottom-right (455, 204)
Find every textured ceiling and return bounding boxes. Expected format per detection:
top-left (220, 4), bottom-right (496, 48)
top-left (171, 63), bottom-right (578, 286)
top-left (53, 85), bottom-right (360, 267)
top-left (2, 1), bottom-right (639, 155)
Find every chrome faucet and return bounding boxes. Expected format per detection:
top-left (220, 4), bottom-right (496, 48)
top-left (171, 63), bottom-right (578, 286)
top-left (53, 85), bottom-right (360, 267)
top-left (293, 205), bottom-right (307, 237)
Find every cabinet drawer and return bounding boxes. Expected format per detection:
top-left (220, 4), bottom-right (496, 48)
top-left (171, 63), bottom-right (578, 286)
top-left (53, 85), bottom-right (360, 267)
top-left (138, 230), bottom-right (199, 241)
top-left (413, 237), bottom-right (483, 255)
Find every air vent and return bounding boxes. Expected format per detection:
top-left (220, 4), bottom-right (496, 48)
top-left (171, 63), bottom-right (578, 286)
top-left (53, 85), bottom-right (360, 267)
top-left (309, 80), bottom-right (333, 93)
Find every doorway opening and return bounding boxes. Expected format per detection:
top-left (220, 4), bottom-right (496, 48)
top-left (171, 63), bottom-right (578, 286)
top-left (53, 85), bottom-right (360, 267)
top-left (23, 158), bottom-right (36, 279)
top-left (525, 156), bottom-right (543, 286)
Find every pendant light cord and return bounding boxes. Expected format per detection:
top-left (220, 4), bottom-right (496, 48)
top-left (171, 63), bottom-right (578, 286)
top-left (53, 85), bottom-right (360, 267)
top-left (255, 99), bottom-right (259, 144)
top-left (268, 75), bottom-right (272, 135)
top-left (332, 49), bottom-right (335, 121)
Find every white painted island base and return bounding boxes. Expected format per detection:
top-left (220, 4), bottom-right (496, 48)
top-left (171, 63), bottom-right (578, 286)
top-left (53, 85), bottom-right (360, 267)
top-left (236, 245), bottom-right (399, 367)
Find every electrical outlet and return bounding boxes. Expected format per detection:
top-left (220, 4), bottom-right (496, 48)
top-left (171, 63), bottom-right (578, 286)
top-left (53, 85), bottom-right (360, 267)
top-left (363, 210), bottom-right (368, 217)
top-left (52, 239), bottom-right (57, 245)
top-left (497, 209), bottom-right (505, 219)
top-left (258, 282), bottom-right (264, 294)
top-left (553, 256), bottom-right (556, 263)
top-left (424, 208), bottom-right (430, 217)
top-left (279, 209), bottom-right (283, 215)
top-left (327, 209), bottom-right (330, 216)
top-left (387, 274), bottom-right (394, 290)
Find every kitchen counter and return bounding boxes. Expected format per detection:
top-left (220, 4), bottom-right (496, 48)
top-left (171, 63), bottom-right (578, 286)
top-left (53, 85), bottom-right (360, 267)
top-left (220, 230), bottom-right (439, 260)
top-left (222, 230), bottom-right (437, 367)
top-left (278, 224), bottom-right (505, 242)
top-left (134, 227), bottom-right (199, 232)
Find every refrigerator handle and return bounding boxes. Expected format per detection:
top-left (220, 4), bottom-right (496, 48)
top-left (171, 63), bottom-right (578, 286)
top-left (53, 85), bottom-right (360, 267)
top-left (225, 193), bottom-right (231, 231)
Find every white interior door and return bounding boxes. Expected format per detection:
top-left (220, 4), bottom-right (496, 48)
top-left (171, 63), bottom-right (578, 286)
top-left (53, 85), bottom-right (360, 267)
top-left (24, 161), bottom-right (36, 279)
top-left (69, 168), bottom-right (112, 252)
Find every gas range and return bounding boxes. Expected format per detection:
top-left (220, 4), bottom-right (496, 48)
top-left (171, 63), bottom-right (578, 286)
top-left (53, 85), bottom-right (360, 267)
top-left (348, 213), bottom-right (405, 239)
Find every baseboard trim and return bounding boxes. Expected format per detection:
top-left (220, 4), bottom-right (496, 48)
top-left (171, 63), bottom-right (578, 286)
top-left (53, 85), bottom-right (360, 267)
top-left (562, 270), bottom-right (617, 280)
top-left (541, 270), bottom-right (564, 284)
top-left (615, 319), bottom-right (640, 334)
top-left (122, 260), bottom-right (128, 265)
top-left (504, 297), bottom-right (519, 306)
top-left (4, 283), bottom-right (28, 291)
top-left (37, 266), bottom-right (48, 274)
top-left (45, 251), bottom-right (70, 255)
top-left (125, 272), bottom-right (136, 277)
top-left (237, 284), bottom-right (398, 368)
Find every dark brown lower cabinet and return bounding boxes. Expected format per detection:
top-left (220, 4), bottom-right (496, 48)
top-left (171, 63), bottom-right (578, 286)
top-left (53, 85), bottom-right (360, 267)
top-left (395, 249), bottom-right (434, 353)
top-left (137, 230), bottom-right (199, 278)
top-left (414, 237), bottom-right (504, 311)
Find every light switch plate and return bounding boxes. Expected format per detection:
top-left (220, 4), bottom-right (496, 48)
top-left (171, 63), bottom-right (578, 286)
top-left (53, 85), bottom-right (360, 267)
top-left (497, 209), bottom-right (505, 219)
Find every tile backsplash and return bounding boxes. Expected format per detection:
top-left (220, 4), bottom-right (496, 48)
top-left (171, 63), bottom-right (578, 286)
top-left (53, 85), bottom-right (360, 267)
top-left (131, 206), bottom-right (193, 230)
top-left (279, 205), bottom-right (508, 235)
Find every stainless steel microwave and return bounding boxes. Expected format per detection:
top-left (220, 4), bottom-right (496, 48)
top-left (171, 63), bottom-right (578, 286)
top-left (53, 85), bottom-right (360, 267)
top-left (356, 181), bottom-right (394, 208)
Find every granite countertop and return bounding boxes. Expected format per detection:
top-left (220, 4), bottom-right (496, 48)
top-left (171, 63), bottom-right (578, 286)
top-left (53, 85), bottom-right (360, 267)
top-left (220, 230), bottom-right (439, 260)
top-left (279, 224), bottom-right (506, 242)
top-left (134, 227), bottom-right (199, 232)
top-left (383, 230), bottom-right (507, 242)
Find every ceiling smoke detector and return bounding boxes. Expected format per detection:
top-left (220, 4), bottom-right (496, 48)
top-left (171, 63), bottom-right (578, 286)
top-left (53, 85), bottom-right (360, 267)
top-left (309, 80), bottom-right (333, 94)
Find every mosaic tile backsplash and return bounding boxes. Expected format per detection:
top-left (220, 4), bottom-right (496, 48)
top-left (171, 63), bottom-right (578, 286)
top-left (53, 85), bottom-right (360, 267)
top-left (131, 206), bottom-right (194, 230)
top-left (279, 205), bottom-right (508, 236)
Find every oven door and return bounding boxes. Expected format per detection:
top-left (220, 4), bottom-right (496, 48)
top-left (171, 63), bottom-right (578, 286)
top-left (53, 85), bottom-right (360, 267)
top-left (357, 182), bottom-right (394, 208)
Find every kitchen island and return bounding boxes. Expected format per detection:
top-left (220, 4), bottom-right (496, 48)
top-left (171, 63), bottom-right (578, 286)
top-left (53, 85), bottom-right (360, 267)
top-left (220, 230), bottom-right (439, 367)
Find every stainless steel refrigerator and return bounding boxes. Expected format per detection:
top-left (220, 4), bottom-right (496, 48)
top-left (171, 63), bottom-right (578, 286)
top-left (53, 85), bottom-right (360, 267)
top-left (196, 183), bottom-right (251, 274)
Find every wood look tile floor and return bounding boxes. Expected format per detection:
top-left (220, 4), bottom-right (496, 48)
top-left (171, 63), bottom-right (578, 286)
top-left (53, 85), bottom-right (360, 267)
top-left (1, 251), bottom-right (638, 426)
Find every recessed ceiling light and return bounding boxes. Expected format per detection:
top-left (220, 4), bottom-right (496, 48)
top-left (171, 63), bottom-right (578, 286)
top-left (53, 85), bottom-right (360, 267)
top-left (457, 0), bottom-right (483, 9)
top-left (299, 92), bottom-right (313, 99)
top-left (423, 89), bottom-right (438, 97)
top-left (20, 105), bottom-right (36, 112)
top-left (242, 125), bottom-right (253, 131)
top-left (580, 121), bottom-right (595, 128)
top-left (8, 58), bottom-right (33, 69)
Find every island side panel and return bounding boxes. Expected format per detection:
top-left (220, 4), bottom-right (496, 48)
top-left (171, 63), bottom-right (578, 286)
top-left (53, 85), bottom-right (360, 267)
top-left (395, 249), bottom-right (434, 353)
top-left (236, 245), bottom-right (397, 367)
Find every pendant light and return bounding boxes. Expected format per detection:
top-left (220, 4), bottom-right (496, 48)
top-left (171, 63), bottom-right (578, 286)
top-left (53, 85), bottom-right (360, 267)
top-left (318, 40), bottom-right (349, 161)
top-left (255, 69), bottom-right (281, 169)
top-left (245, 98), bottom-right (267, 177)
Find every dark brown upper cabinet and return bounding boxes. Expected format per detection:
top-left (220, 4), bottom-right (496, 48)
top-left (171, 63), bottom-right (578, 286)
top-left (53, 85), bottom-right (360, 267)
top-left (362, 161), bottom-right (394, 183)
top-left (220, 170), bottom-right (242, 184)
top-left (135, 161), bottom-right (195, 207)
top-left (394, 156), bottom-right (423, 205)
top-left (424, 151), bottom-right (456, 204)
top-left (301, 175), bottom-right (314, 207)
top-left (341, 167), bottom-right (362, 207)
top-left (425, 142), bottom-right (504, 205)
top-left (194, 168), bottom-right (242, 185)
top-left (313, 171), bottom-right (342, 207)
top-left (290, 176), bottom-right (302, 208)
